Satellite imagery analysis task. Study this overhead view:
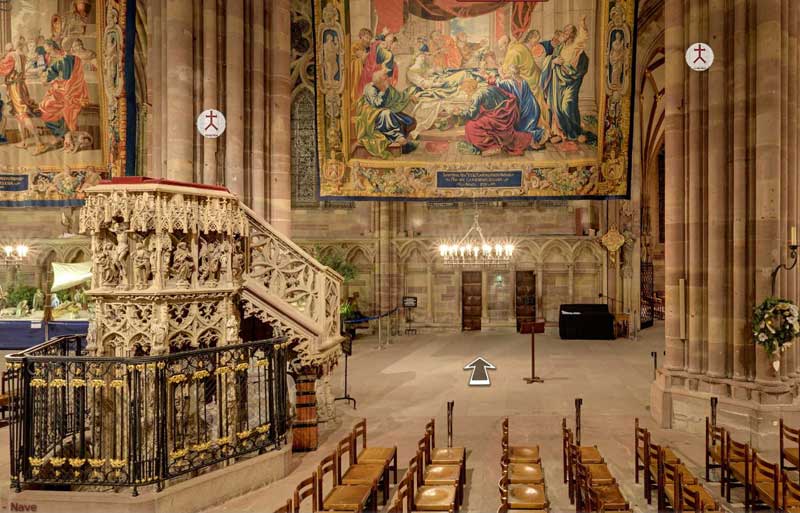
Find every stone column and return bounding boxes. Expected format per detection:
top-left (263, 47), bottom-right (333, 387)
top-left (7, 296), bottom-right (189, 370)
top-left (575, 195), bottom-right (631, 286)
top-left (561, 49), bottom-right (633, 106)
top-left (753, 0), bottom-right (783, 385)
top-left (201, 0), bottom-right (219, 185)
top-left (267, 0), bottom-right (292, 235)
top-left (250, 0), bottom-right (267, 217)
top-left (377, 203), bottom-right (391, 315)
top-left (426, 266), bottom-right (433, 323)
top-left (706, 0), bottom-right (729, 379)
top-left (224, 0), bottom-right (245, 197)
top-left (731, 0), bottom-right (751, 381)
top-left (685, 0), bottom-right (705, 375)
top-left (568, 264), bottom-right (574, 303)
top-left (165, 0), bottom-right (195, 181)
top-left (664, 0), bottom-right (687, 371)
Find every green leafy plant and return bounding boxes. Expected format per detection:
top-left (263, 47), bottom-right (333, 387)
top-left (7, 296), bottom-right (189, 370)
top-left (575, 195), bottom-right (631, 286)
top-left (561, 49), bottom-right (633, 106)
top-left (314, 247), bottom-right (357, 283)
top-left (753, 297), bottom-right (800, 359)
top-left (5, 284), bottom-right (36, 307)
top-left (340, 300), bottom-right (357, 322)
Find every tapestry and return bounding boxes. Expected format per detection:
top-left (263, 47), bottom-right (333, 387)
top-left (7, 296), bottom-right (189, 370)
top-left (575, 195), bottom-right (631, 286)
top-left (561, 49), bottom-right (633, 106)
top-left (313, 0), bottom-right (636, 200)
top-left (0, 0), bottom-right (132, 206)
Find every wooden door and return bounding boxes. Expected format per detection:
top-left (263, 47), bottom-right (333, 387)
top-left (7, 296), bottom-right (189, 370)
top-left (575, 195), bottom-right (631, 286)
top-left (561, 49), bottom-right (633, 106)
top-left (461, 271), bottom-right (482, 331)
top-left (515, 271), bottom-right (536, 332)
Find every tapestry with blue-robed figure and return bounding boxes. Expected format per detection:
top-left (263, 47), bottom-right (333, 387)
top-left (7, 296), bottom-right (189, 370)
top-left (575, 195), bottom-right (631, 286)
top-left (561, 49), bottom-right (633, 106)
top-left (0, 0), bottom-right (134, 207)
top-left (314, 0), bottom-right (636, 200)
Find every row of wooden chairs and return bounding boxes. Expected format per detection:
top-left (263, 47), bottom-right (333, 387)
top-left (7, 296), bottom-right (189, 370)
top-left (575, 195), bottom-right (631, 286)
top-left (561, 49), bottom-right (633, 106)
top-left (275, 418), bottom-right (397, 513)
top-left (498, 417), bottom-right (548, 512)
top-left (705, 421), bottom-right (800, 512)
top-left (563, 418), bottom-right (629, 512)
top-left (387, 418), bottom-right (467, 513)
top-left (635, 418), bottom-right (719, 512)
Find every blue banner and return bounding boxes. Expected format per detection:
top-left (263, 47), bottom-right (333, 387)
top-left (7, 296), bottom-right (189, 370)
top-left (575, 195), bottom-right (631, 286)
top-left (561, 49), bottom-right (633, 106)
top-left (0, 175), bottom-right (29, 192)
top-left (436, 171), bottom-right (522, 189)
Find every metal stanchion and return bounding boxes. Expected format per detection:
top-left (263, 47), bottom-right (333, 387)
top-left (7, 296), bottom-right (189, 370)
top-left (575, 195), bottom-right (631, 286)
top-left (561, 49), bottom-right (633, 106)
top-left (447, 400), bottom-right (454, 448)
top-left (651, 351), bottom-right (658, 380)
top-left (710, 397), bottom-right (718, 427)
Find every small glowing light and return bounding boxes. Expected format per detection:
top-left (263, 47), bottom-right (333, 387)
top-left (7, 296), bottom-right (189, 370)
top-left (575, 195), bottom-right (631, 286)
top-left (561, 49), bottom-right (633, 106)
top-left (3, 246), bottom-right (12, 257)
top-left (504, 244), bottom-right (514, 256)
top-left (482, 244), bottom-right (491, 255)
top-left (16, 245), bottom-right (28, 257)
top-left (439, 244), bottom-right (448, 256)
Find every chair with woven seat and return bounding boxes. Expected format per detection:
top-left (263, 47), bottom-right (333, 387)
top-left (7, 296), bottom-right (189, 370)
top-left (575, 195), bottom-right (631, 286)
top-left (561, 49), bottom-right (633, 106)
top-left (337, 433), bottom-right (387, 504)
top-left (273, 498), bottom-right (293, 513)
top-left (498, 473), bottom-right (548, 511)
top-left (575, 462), bottom-right (628, 513)
top-left (750, 449), bottom-right (780, 511)
top-left (418, 436), bottom-right (463, 507)
top-left (783, 471), bottom-right (800, 513)
top-left (426, 419), bottom-right (466, 465)
top-left (408, 453), bottom-right (459, 512)
top-left (723, 436), bottom-right (750, 505)
top-left (704, 418), bottom-right (726, 483)
top-left (568, 443), bottom-right (614, 486)
top-left (502, 418), bottom-right (541, 464)
top-left (293, 473), bottom-right (318, 513)
top-left (781, 418), bottom-right (800, 476)
top-left (502, 455), bottom-right (545, 486)
top-left (353, 418), bottom-right (398, 484)
top-left (317, 450), bottom-right (374, 513)
top-left (564, 428), bottom-right (606, 504)
top-left (660, 452), bottom-right (702, 512)
top-left (674, 472), bottom-right (720, 513)
top-left (644, 437), bottom-right (681, 505)
top-left (634, 418), bottom-right (648, 484)
top-left (393, 470), bottom-right (456, 513)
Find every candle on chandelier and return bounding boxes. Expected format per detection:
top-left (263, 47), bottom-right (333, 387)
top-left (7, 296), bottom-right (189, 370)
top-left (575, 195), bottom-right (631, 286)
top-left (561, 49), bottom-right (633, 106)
top-left (792, 226), bottom-right (797, 247)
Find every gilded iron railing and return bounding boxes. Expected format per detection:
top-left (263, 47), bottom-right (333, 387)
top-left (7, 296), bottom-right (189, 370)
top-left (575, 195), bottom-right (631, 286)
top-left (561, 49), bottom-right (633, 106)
top-left (6, 335), bottom-right (289, 494)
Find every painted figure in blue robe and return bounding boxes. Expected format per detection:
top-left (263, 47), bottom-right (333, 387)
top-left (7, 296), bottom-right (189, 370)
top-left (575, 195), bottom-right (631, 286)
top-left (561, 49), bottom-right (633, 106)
top-left (539, 18), bottom-right (593, 144)
top-left (496, 64), bottom-right (546, 148)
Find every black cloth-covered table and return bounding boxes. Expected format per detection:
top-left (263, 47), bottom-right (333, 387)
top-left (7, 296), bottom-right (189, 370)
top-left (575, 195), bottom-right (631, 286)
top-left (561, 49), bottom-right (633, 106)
top-left (558, 304), bottom-right (615, 340)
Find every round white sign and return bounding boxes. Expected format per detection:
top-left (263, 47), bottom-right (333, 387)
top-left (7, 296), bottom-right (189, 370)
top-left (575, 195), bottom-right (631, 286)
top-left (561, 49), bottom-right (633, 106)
top-left (685, 43), bottom-right (714, 71)
top-left (196, 109), bottom-right (226, 138)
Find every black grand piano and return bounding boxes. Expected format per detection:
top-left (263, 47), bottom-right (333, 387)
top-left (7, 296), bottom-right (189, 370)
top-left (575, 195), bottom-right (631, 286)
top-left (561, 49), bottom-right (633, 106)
top-left (558, 303), bottom-right (615, 340)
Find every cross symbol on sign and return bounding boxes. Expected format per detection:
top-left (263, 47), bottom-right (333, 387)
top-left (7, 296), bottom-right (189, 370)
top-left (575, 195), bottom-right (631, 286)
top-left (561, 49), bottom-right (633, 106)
top-left (204, 110), bottom-right (218, 131)
top-left (692, 44), bottom-right (707, 64)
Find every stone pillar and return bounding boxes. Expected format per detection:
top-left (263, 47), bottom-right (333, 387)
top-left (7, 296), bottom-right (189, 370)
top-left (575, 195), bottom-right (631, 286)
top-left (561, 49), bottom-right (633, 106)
top-left (165, 0), bottom-right (195, 181)
top-left (225, 0), bottom-right (245, 197)
top-left (568, 264), bottom-right (575, 303)
top-left (663, 0), bottom-right (687, 371)
top-left (731, 0), bottom-right (751, 381)
top-left (201, 0), bottom-right (219, 185)
top-left (481, 269), bottom-right (489, 323)
top-left (706, 0), bottom-right (729, 379)
top-left (250, 0), bottom-right (267, 217)
top-left (377, 203), bottom-right (391, 315)
top-left (267, 0), bottom-right (292, 235)
top-left (426, 267), bottom-right (433, 323)
top-left (753, 0), bottom-right (783, 385)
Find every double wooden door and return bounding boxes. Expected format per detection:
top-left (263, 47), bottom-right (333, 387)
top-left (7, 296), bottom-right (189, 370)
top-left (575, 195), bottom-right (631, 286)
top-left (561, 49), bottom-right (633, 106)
top-left (515, 271), bottom-right (536, 332)
top-left (461, 271), bottom-right (482, 331)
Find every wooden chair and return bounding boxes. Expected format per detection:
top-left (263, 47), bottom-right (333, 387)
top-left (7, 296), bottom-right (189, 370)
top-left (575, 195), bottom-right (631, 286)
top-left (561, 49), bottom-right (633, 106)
top-left (426, 418), bottom-right (466, 469)
top-left (502, 418), bottom-right (541, 463)
top-left (392, 472), bottom-right (455, 513)
top-left (317, 450), bottom-right (374, 513)
top-left (408, 452), bottom-right (459, 512)
top-left (565, 430), bottom-right (609, 505)
top-left (273, 498), bottom-right (293, 513)
top-left (498, 473), bottom-right (548, 511)
top-left (749, 449), bottom-right (780, 511)
top-left (723, 436), bottom-right (749, 505)
top-left (293, 473), bottom-right (317, 513)
top-left (576, 462), bottom-right (628, 513)
top-left (634, 418), bottom-right (648, 484)
top-left (644, 439), bottom-right (680, 505)
top-left (781, 418), bottom-right (800, 476)
top-left (704, 418), bottom-right (726, 482)
top-left (353, 418), bottom-right (398, 484)
top-left (418, 436), bottom-right (463, 507)
top-left (659, 452), bottom-right (702, 512)
top-left (783, 470), bottom-right (800, 513)
top-left (337, 433), bottom-right (387, 504)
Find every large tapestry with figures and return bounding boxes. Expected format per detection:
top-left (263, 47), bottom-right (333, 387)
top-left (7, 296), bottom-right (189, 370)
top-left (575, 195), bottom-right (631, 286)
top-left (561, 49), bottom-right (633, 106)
top-left (0, 0), bottom-right (132, 206)
top-left (313, 0), bottom-right (636, 200)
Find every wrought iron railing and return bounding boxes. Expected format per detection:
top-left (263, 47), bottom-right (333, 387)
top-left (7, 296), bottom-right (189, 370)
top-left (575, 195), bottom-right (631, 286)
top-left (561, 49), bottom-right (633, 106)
top-left (6, 335), bottom-right (289, 494)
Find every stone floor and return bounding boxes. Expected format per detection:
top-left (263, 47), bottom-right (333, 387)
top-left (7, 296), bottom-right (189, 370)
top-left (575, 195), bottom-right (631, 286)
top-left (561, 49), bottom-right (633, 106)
top-left (199, 323), bottom-right (751, 513)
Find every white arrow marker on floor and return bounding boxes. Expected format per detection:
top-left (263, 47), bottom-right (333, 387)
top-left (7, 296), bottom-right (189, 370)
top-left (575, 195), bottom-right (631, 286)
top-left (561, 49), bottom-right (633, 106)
top-left (464, 357), bottom-right (496, 386)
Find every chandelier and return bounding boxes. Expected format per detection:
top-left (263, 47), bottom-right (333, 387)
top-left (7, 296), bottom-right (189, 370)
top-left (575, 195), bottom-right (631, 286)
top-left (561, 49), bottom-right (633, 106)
top-left (1, 244), bottom-right (29, 265)
top-left (438, 211), bottom-right (514, 265)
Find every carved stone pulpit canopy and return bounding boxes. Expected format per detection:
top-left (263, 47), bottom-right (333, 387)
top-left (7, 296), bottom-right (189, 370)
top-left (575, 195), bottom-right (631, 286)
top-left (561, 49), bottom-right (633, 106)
top-left (79, 178), bottom-right (248, 357)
